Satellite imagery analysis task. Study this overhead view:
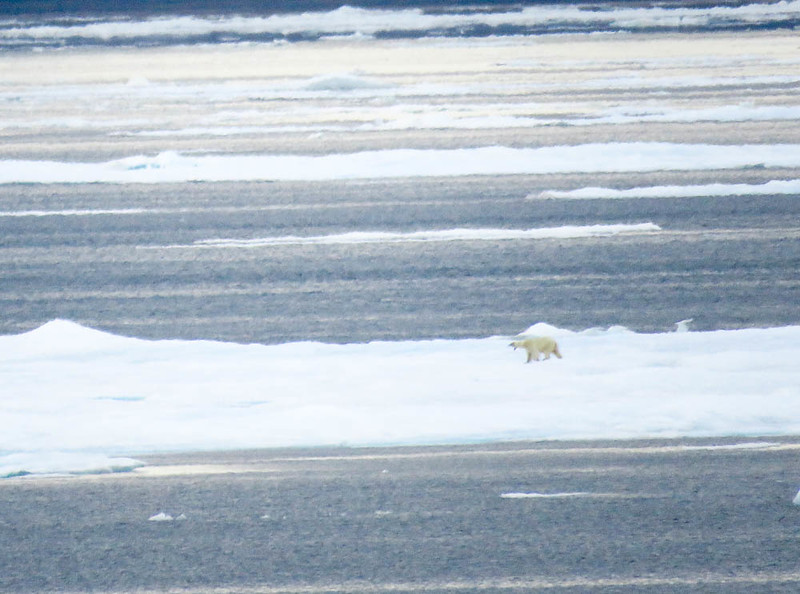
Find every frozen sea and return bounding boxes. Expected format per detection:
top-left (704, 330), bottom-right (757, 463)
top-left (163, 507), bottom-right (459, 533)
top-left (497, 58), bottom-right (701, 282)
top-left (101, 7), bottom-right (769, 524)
top-left (1, 0), bottom-right (799, 477)
top-left (3, 319), bottom-right (800, 478)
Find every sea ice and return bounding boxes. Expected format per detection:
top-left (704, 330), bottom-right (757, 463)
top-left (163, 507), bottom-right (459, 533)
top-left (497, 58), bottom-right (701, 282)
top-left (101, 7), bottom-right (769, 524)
top-left (2, 320), bottom-right (800, 477)
top-left (2, 143), bottom-right (799, 184)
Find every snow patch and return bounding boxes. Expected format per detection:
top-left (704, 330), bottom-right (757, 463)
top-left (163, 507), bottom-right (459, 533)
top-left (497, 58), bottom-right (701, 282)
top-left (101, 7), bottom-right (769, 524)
top-left (182, 224), bottom-right (660, 249)
top-left (148, 512), bottom-right (186, 522)
top-left (2, 321), bottom-right (800, 477)
top-left (535, 180), bottom-right (800, 200)
top-left (2, 144), bottom-right (800, 184)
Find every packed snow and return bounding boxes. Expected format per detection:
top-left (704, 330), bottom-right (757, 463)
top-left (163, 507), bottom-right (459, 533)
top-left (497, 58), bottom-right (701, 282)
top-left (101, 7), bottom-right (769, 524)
top-left (1, 143), bottom-right (800, 184)
top-left (2, 320), bottom-right (800, 478)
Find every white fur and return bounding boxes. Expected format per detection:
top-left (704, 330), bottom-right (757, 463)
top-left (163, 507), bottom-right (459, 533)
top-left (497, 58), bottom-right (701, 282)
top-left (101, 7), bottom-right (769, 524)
top-left (509, 336), bottom-right (562, 363)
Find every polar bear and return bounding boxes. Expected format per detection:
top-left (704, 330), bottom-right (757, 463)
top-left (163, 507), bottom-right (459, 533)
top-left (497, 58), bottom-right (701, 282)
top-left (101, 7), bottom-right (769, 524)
top-left (509, 336), bottom-right (562, 363)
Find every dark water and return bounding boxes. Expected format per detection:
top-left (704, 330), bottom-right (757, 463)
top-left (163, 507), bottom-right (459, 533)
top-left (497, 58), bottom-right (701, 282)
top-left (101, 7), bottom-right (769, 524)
top-left (3, 438), bottom-right (800, 592)
top-left (2, 172), bottom-right (799, 344)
